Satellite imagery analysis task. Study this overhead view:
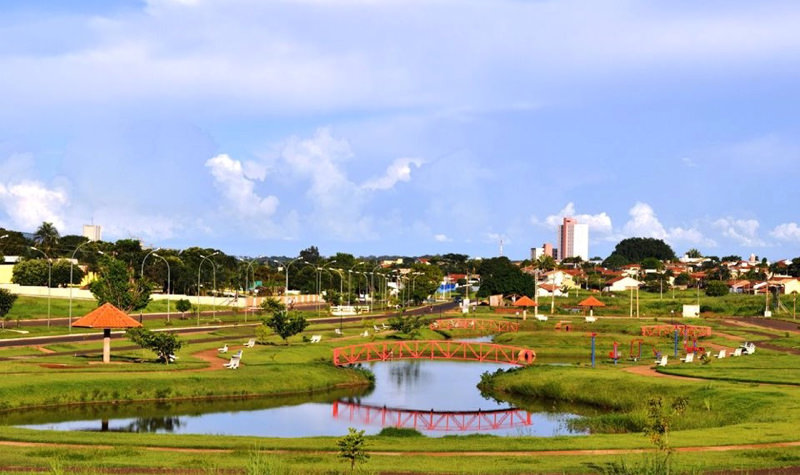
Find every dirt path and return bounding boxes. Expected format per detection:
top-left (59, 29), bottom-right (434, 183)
top-left (4, 439), bottom-right (800, 458)
top-left (622, 364), bottom-right (708, 381)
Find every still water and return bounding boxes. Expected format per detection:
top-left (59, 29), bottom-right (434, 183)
top-left (21, 359), bottom-right (586, 437)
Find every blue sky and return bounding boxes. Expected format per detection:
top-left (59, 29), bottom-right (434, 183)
top-left (1, 0), bottom-right (800, 260)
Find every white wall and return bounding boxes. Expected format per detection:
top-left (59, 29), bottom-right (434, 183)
top-left (0, 284), bottom-right (320, 309)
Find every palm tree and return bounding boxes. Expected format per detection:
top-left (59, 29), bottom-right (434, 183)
top-left (33, 222), bottom-right (60, 255)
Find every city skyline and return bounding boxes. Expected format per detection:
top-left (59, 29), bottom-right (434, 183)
top-left (1, 1), bottom-right (800, 259)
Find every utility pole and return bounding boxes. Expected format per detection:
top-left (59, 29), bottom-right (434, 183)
top-left (629, 285), bottom-right (633, 318)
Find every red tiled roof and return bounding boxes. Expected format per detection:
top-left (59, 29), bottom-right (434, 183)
top-left (538, 283), bottom-right (559, 292)
top-left (578, 296), bottom-right (606, 307)
top-left (513, 296), bottom-right (538, 307)
top-left (72, 302), bottom-right (143, 329)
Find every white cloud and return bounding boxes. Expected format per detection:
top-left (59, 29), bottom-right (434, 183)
top-left (623, 202), bottom-right (667, 239)
top-left (6, 1), bottom-right (800, 119)
top-left (95, 211), bottom-right (181, 242)
top-left (434, 233), bottom-right (451, 242)
top-left (620, 202), bottom-right (714, 247)
top-left (713, 218), bottom-right (767, 247)
top-left (668, 227), bottom-right (717, 247)
top-left (362, 158), bottom-right (423, 191)
top-left (0, 181), bottom-right (68, 231)
top-left (205, 153), bottom-right (279, 218)
top-left (771, 222), bottom-right (800, 242)
top-left (533, 202), bottom-right (613, 234)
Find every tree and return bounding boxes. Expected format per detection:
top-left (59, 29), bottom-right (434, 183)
top-left (641, 257), bottom-right (664, 271)
top-left (52, 259), bottom-right (85, 287)
top-left (89, 256), bottom-right (151, 312)
top-left (705, 280), bottom-right (729, 297)
top-left (721, 255), bottom-right (742, 263)
top-left (602, 253), bottom-right (628, 270)
top-left (263, 310), bottom-right (308, 344)
top-left (476, 257), bottom-right (534, 298)
top-left (33, 222), bottom-right (60, 255)
top-left (0, 288), bottom-right (18, 329)
top-left (644, 395), bottom-right (688, 452)
top-left (11, 259), bottom-right (50, 286)
top-left (787, 258), bottom-right (800, 278)
top-left (175, 299), bottom-right (192, 319)
top-left (685, 248), bottom-right (702, 258)
top-left (536, 255), bottom-right (556, 271)
top-left (260, 297), bottom-right (286, 316)
top-left (387, 314), bottom-right (429, 339)
top-left (338, 427), bottom-right (369, 472)
top-left (126, 327), bottom-right (183, 364)
top-left (673, 272), bottom-right (691, 286)
top-left (611, 238), bottom-right (675, 263)
top-left (299, 246), bottom-right (321, 264)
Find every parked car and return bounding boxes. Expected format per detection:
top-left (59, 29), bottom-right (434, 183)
top-left (739, 342), bottom-right (756, 355)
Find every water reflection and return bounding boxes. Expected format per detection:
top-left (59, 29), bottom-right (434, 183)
top-left (332, 401), bottom-right (532, 432)
top-left (19, 360), bottom-right (587, 438)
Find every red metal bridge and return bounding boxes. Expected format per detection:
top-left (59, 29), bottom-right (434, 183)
top-left (332, 401), bottom-right (532, 432)
top-left (429, 318), bottom-right (520, 333)
top-left (641, 324), bottom-right (712, 338)
top-left (332, 340), bottom-right (536, 366)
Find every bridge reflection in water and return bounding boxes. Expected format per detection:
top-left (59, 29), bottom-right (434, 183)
top-left (332, 401), bottom-right (532, 432)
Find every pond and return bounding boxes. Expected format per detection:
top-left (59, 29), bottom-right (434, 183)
top-left (19, 337), bottom-right (588, 438)
top-left (19, 359), bottom-right (586, 438)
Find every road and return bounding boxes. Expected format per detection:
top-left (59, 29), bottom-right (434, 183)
top-left (0, 302), bottom-right (458, 348)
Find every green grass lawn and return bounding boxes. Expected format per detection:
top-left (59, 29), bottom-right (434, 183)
top-left (2, 315), bottom-right (800, 473)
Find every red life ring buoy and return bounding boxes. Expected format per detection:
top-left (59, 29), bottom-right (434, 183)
top-left (518, 349), bottom-right (535, 364)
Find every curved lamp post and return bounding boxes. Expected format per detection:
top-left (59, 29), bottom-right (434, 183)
top-left (29, 247), bottom-right (52, 328)
top-left (243, 256), bottom-right (265, 322)
top-left (140, 248), bottom-right (161, 323)
top-left (152, 253), bottom-right (171, 322)
top-left (197, 252), bottom-right (219, 326)
top-left (69, 243), bottom-right (103, 333)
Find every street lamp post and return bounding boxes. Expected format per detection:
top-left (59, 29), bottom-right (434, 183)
top-left (140, 248), bottom-right (161, 323)
top-left (328, 267), bottom-right (345, 332)
top-left (68, 241), bottom-right (102, 333)
top-left (152, 253), bottom-right (171, 322)
top-left (284, 257), bottom-right (306, 308)
top-left (30, 247), bottom-right (52, 328)
top-left (197, 252), bottom-right (219, 326)
top-left (244, 257), bottom-right (263, 323)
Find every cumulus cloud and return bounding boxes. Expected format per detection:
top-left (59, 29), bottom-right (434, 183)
top-left (0, 181), bottom-right (68, 231)
top-left (623, 203), bottom-right (667, 239)
top-left (205, 153), bottom-right (279, 218)
top-left (713, 218), bottom-right (767, 247)
top-left (362, 158), bottom-right (423, 191)
top-left (771, 222), bottom-right (800, 242)
top-left (434, 233), bottom-right (451, 242)
top-left (533, 202), bottom-right (613, 234)
top-left (619, 202), bottom-right (714, 247)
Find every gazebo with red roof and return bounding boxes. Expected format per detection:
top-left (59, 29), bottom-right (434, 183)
top-left (578, 296), bottom-right (606, 317)
top-left (513, 295), bottom-right (538, 320)
top-left (72, 302), bottom-right (142, 363)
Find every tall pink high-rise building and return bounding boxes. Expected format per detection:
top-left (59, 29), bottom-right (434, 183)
top-left (558, 217), bottom-right (589, 261)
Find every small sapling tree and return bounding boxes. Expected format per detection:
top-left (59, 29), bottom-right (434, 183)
top-left (175, 299), bottom-right (192, 319)
top-left (0, 288), bottom-right (17, 329)
top-left (262, 310), bottom-right (308, 345)
top-left (337, 427), bottom-right (369, 473)
top-left (127, 327), bottom-right (183, 364)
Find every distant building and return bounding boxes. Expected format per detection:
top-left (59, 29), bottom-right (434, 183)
top-left (531, 243), bottom-right (557, 261)
top-left (604, 276), bottom-right (642, 292)
top-left (82, 224), bottom-right (102, 242)
top-left (558, 217), bottom-right (588, 261)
